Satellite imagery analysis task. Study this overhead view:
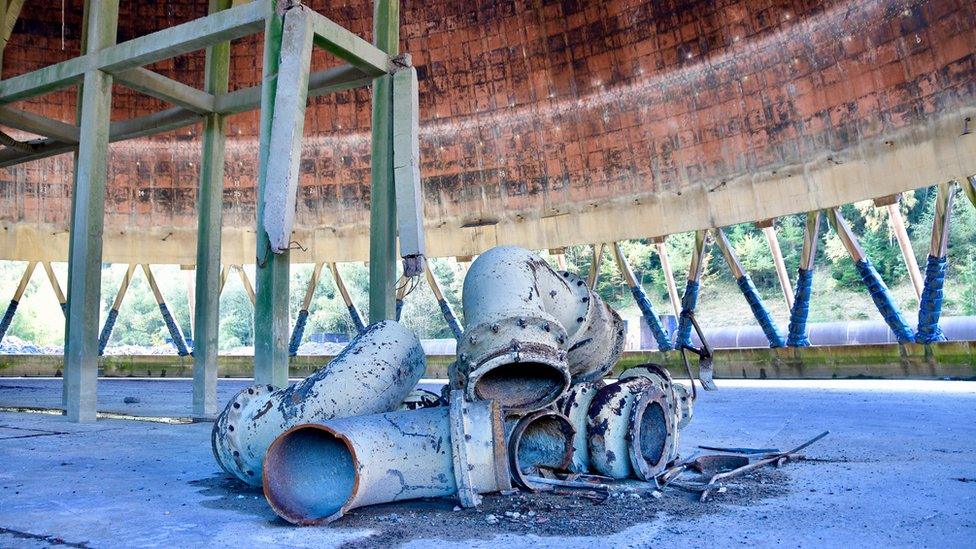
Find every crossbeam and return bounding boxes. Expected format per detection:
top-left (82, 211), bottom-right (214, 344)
top-left (0, 106), bottom-right (80, 142)
top-left (113, 68), bottom-right (216, 114)
top-left (0, 0), bottom-right (268, 104)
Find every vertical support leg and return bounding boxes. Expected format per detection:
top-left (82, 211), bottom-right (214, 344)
top-left (183, 266), bottom-right (195, 341)
top-left (192, 0), bottom-right (232, 417)
top-left (612, 242), bottom-right (672, 351)
top-left (42, 262), bottom-right (67, 317)
top-left (97, 263), bottom-right (134, 355)
top-left (329, 262), bottom-right (366, 333)
top-left (917, 182), bottom-right (957, 343)
top-left (0, 260), bottom-right (36, 344)
top-left (714, 228), bottom-right (785, 348)
top-left (289, 262), bottom-right (322, 356)
top-left (253, 3), bottom-right (303, 388)
top-left (424, 258), bottom-right (463, 340)
top-left (235, 265), bottom-right (256, 305)
top-left (394, 282), bottom-right (407, 321)
top-left (368, 0), bottom-right (400, 322)
top-left (885, 202), bottom-right (924, 301)
top-left (787, 212), bottom-right (821, 347)
top-left (655, 239), bottom-right (681, 318)
top-left (675, 230), bottom-right (707, 349)
top-left (586, 243), bottom-right (605, 289)
top-left (142, 264), bottom-right (190, 356)
top-left (63, 0), bottom-right (118, 422)
top-left (827, 208), bottom-right (914, 342)
top-left (761, 224), bottom-right (794, 310)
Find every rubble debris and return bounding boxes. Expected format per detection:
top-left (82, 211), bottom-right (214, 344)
top-left (212, 320), bottom-right (426, 486)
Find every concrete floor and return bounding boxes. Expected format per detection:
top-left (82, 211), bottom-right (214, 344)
top-left (1, 378), bottom-right (974, 548)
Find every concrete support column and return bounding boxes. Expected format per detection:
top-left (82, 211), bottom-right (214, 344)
top-left (368, 0), bottom-right (399, 321)
top-left (759, 222), bottom-right (794, 310)
top-left (963, 176), bottom-right (976, 208)
top-left (587, 243), bottom-right (605, 288)
top-left (884, 202), bottom-right (923, 301)
top-left (193, 0), bottom-right (232, 417)
top-left (654, 239), bottom-right (681, 318)
top-left (63, 0), bottom-right (119, 422)
top-left (42, 262), bottom-right (67, 316)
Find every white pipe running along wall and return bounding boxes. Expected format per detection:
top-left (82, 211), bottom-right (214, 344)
top-left (212, 320), bottom-right (427, 486)
top-left (453, 246), bottom-right (625, 414)
top-left (262, 393), bottom-right (511, 525)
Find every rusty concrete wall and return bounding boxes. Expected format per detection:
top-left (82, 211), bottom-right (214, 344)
top-left (1, 0), bottom-right (974, 263)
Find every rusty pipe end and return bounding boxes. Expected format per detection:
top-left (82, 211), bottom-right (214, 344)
top-left (626, 386), bottom-right (675, 480)
top-left (262, 423), bottom-right (360, 526)
top-left (506, 409), bottom-right (575, 490)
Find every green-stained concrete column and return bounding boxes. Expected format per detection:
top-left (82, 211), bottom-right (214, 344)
top-left (63, 0), bottom-right (119, 423)
top-left (193, 0), bottom-right (233, 417)
top-left (368, 0), bottom-right (399, 321)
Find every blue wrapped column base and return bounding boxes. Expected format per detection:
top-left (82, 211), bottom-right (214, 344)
top-left (289, 309), bottom-right (309, 356)
top-left (348, 305), bottom-right (366, 334)
top-left (737, 275), bottom-right (785, 348)
top-left (855, 259), bottom-right (915, 343)
top-left (916, 255), bottom-right (948, 344)
top-left (630, 285), bottom-right (673, 351)
top-left (159, 303), bottom-right (190, 356)
top-left (98, 308), bottom-right (119, 356)
top-left (60, 302), bottom-right (68, 317)
top-left (395, 299), bottom-right (404, 321)
top-left (438, 299), bottom-right (464, 340)
top-left (0, 299), bottom-right (19, 344)
top-left (787, 268), bottom-right (814, 347)
top-left (675, 280), bottom-right (699, 349)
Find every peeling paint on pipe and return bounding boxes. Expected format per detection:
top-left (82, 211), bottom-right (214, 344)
top-left (212, 321), bottom-right (426, 486)
top-left (587, 377), bottom-right (675, 480)
top-left (262, 393), bottom-right (511, 525)
top-left (505, 409), bottom-right (575, 490)
top-left (455, 246), bottom-right (625, 413)
top-left (557, 380), bottom-right (606, 473)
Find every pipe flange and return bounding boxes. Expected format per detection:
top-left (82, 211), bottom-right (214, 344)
top-left (212, 384), bottom-right (276, 482)
top-left (626, 384), bottom-right (676, 480)
top-left (557, 380), bottom-right (606, 473)
top-left (449, 391), bottom-right (512, 507)
top-left (587, 377), bottom-right (652, 479)
top-left (559, 272), bottom-right (626, 383)
top-left (456, 315), bottom-right (571, 413)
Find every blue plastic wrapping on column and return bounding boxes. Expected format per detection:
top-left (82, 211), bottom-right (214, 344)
top-left (786, 268), bottom-right (814, 347)
top-left (438, 299), bottom-right (464, 340)
top-left (916, 255), bottom-right (948, 344)
top-left (675, 280), bottom-right (699, 349)
top-left (395, 299), bottom-right (404, 321)
top-left (159, 303), bottom-right (190, 356)
top-left (736, 275), bottom-right (786, 348)
top-left (0, 300), bottom-right (19, 343)
top-left (98, 308), bottom-right (119, 356)
top-left (630, 285), bottom-right (673, 351)
top-left (60, 302), bottom-right (68, 316)
top-left (855, 259), bottom-right (915, 343)
top-left (348, 305), bottom-right (366, 334)
top-left (288, 309), bottom-right (309, 356)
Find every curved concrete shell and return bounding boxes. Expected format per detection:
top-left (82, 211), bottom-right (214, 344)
top-left (1, 0), bottom-right (974, 262)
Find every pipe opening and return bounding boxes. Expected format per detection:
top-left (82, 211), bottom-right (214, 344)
top-left (636, 400), bottom-right (668, 467)
top-left (516, 416), bottom-right (573, 472)
top-left (263, 426), bottom-right (357, 525)
top-left (474, 362), bottom-right (566, 411)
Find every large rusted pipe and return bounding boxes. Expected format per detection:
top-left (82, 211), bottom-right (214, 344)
top-left (558, 380), bottom-right (606, 473)
top-left (455, 246), bottom-right (625, 413)
top-left (587, 377), bottom-right (675, 480)
top-left (263, 395), bottom-right (511, 525)
top-left (212, 320), bottom-right (426, 486)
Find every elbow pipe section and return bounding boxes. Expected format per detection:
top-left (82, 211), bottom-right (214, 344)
top-left (916, 255), bottom-right (948, 344)
top-left (558, 380), bottom-right (606, 474)
top-left (787, 268), bottom-right (814, 347)
top-left (735, 275), bottom-right (785, 348)
top-left (505, 409), bottom-right (575, 490)
top-left (630, 285), bottom-right (673, 352)
top-left (455, 246), bottom-right (624, 413)
top-left (855, 259), bottom-right (915, 343)
top-left (212, 320), bottom-right (426, 486)
top-left (98, 308), bottom-right (120, 356)
top-left (675, 280), bottom-right (700, 349)
top-left (262, 395), bottom-right (511, 525)
top-left (288, 309), bottom-right (309, 356)
top-left (587, 377), bottom-right (675, 481)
